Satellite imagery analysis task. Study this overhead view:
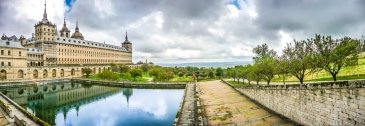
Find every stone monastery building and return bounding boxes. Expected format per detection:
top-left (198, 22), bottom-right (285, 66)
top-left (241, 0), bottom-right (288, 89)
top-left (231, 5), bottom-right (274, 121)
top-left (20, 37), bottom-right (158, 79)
top-left (0, 2), bottom-right (132, 80)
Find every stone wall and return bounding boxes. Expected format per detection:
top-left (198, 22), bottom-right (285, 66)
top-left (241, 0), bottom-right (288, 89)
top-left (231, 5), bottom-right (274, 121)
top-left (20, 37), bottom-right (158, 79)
top-left (227, 80), bottom-right (365, 126)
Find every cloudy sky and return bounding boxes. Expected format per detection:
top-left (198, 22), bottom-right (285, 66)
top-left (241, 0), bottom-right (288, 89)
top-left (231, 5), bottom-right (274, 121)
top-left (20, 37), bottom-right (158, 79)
top-left (1, 0), bottom-right (365, 63)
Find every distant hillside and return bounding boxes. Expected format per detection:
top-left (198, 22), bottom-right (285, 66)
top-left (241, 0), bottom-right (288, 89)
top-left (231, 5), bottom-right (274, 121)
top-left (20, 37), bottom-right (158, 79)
top-left (156, 61), bottom-right (251, 68)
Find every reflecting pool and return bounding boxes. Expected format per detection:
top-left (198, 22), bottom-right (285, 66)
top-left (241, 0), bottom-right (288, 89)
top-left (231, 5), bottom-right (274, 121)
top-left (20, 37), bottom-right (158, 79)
top-left (0, 83), bottom-right (184, 126)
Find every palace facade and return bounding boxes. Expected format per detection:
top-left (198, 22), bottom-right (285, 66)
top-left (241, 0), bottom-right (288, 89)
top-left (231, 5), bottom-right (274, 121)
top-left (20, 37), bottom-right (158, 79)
top-left (0, 2), bottom-right (132, 80)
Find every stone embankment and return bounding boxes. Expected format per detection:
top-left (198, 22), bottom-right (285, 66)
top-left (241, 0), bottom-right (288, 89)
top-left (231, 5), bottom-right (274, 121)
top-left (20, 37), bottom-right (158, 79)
top-left (0, 92), bottom-right (50, 126)
top-left (224, 80), bottom-right (365, 126)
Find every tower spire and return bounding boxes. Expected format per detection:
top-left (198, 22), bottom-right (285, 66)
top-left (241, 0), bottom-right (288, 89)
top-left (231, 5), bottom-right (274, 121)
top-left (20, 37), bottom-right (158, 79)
top-left (125, 31), bottom-right (128, 41)
top-left (75, 21), bottom-right (79, 31)
top-left (63, 17), bottom-right (66, 26)
top-left (42, 0), bottom-right (48, 22)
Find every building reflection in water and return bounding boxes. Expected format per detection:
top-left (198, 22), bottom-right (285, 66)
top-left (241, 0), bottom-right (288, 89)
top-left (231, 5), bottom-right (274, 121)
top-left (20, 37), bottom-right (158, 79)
top-left (122, 88), bottom-right (133, 105)
top-left (0, 82), bottom-right (134, 125)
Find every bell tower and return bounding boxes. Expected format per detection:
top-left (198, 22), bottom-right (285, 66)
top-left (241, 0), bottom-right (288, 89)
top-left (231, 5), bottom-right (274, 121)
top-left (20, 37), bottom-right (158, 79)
top-left (122, 31), bottom-right (132, 52)
top-left (59, 18), bottom-right (71, 38)
top-left (34, 0), bottom-right (56, 42)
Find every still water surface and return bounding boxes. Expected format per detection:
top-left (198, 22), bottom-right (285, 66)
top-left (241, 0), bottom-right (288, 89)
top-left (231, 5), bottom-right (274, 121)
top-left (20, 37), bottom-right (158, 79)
top-left (1, 83), bottom-right (184, 126)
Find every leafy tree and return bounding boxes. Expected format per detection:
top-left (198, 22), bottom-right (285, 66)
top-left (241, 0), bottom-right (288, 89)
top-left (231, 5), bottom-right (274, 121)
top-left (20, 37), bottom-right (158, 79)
top-left (178, 72), bottom-right (184, 77)
top-left (82, 68), bottom-right (92, 77)
top-left (226, 68), bottom-right (238, 82)
top-left (208, 71), bottom-right (215, 78)
top-left (253, 44), bottom-right (277, 85)
top-left (120, 65), bottom-right (130, 73)
top-left (97, 70), bottom-right (119, 80)
top-left (149, 67), bottom-right (174, 81)
top-left (136, 61), bottom-right (144, 64)
top-left (246, 64), bottom-right (262, 85)
top-left (215, 67), bottom-right (224, 78)
top-left (240, 65), bottom-right (251, 85)
top-left (253, 43), bottom-right (277, 62)
top-left (141, 64), bottom-right (150, 72)
top-left (166, 70), bottom-right (175, 81)
top-left (119, 72), bottom-right (132, 80)
top-left (283, 39), bottom-right (316, 84)
top-left (259, 57), bottom-right (277, 85)
top-left (110, 63), bottom-right (119, 72)
top-left (130, 68), bottom-right (143, 81)
top-left (276, 56), bottom-right (290, 85)
top-left (313, 35), bottom-right (360, 81)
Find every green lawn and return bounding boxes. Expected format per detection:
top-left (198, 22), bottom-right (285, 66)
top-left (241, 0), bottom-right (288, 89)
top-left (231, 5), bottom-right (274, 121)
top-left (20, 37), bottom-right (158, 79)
top-left (171, 76), bottom-right (193, 82)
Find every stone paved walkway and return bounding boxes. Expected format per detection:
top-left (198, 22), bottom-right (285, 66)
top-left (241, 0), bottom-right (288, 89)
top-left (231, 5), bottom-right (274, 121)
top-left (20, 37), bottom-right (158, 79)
top-left (0, 94), bottom-right (38, 126)
top-left (0, 109), bottom-right (11, 126)
top-left (176, 83), bottom-right (196, 125)
top-left (198, 80), bottom-right (294, 126)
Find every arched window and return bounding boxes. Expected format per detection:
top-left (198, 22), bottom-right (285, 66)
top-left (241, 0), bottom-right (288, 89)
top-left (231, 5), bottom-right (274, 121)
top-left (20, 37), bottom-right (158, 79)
top-left (60, 69), bottom-right (64, 77)
top-left (17, 70), bottom-right (24, 78)
top-left (43, 69), bottom-right (48, 78)
top-left (0, 70), bottom-right (6, 80)
top-left (52, 69), bottom-right (56, 78)
top-left (33, 70), bottom-right (38, 79)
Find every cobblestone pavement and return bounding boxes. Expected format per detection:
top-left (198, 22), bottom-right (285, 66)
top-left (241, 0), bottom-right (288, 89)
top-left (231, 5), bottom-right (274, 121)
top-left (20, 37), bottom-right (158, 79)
top-left (198, 80), bottom-right (295, 126)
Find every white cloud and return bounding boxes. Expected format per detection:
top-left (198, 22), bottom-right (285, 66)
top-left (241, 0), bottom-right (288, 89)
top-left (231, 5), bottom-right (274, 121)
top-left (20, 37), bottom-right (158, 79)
top-left (1, 0), bottom-right (365, 63)
top-left (93, 0), bottom-right (115, 18)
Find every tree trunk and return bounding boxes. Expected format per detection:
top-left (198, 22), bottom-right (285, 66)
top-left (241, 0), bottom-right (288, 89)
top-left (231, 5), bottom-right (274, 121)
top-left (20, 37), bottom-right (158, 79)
top-left (282, 75), bottom-right (286, 86)
top-left (248, 80), bottom-right (251, 85)
top-left (238, 79), bottom-right (240, 84)
top-left (256, 81), bottom-right (259, 85)
top-left (299, 78), bottom-right (304, 85)
top-left (233, 78), bottom-right (236, 82)
top-left (331, 72), bottom-right (337, 81)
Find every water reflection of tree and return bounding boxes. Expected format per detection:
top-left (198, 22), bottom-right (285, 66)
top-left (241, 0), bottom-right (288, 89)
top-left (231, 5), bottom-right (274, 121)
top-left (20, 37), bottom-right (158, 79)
top-left (80, 82), bottom-right (93, 88)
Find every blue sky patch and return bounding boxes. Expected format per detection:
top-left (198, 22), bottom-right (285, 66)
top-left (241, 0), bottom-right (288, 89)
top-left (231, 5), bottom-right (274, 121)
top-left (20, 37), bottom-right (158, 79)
top-left (64, 0), bottom-right (76, 12)
top-left (226, 0), bottom-right (242, 10)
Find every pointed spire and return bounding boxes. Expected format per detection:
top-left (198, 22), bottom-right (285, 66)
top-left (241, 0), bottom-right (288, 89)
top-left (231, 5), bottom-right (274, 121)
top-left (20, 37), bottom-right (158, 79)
top-left (42, 0), bottom-right (48, 22)
top-left (55, 26), bottom-right (59, 36)
top-left (75, 21), bottom-right (79, 31)
top-left (63, 17), bottom-right (66, 26)
top-left (125, 31), bottom-right (128, 41)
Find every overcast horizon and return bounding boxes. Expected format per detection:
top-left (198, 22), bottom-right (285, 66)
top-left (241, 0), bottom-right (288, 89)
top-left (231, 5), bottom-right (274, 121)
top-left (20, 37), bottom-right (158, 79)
top-left (1, 0), bottom-right (365, 64)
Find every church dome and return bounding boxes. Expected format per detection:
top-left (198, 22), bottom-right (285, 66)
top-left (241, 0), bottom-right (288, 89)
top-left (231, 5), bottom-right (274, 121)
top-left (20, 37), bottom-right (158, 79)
top-left (71, 21), bottom-right (84, 40)
top-left (71, 32), bottom-right (84, 40)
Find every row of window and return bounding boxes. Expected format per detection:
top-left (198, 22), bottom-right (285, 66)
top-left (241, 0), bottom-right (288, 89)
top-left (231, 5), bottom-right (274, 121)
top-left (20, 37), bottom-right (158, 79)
top-left (27, 54), bottom-right (43, 59)
top-left (0, 62), bottom-right (11, 66)
top-left (57, 38), bottom-right (125, 50)
top-left (36, 33), bottom-right (55, 36)
top-left (36, 37), bottom-right (54, 41)
top-left (0, 50), bottom-right (22, 56)
top-left (57, 58), bottom-right (128, 63)
top-left (58, 44), bottom-right (127, 57)
top-left (35, 28), bottom-right (54, 32)
top-left (28, 62), bottom-right (43, 67)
